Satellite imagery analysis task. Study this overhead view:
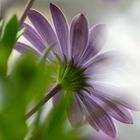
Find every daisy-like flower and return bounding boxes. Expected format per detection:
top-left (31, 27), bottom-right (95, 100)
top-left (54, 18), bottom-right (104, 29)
top-left (16, 3), bottom-right (135, 138)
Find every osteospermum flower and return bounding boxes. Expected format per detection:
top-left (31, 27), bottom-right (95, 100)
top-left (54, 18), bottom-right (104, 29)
top-left (16, 3), bottom-right (135, 138)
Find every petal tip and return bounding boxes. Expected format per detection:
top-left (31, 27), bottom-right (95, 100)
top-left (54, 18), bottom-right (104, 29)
top-left (50, 3), bottom-right (59, 11)
top-left (49, 3), bottom-right (54, 8)
top-left (28, 9), bottom-right (35, 14)
top-left (94, 24), bottom-right (107, 31)
top-left (80, 13), bottom-right (84, 17)
top-left (77, 13), bottom-right (86, 20)
top-left (108, 130), bottom-right (116, 139)
top-left (128, 119), bottom-right (133, 124)
top-left (27, 9), bottom-right (38, 18)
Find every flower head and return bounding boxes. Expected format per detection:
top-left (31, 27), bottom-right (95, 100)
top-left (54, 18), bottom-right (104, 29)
top-left (16, 3), bottom-right (135, 138)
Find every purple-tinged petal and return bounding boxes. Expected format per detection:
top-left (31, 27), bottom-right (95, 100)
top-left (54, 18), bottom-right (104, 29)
top-left (53, 93), bottom-right (84, 127)
top-left (84, 51), bottom-right (113, 68)
top-left (52, 91), bottom-right (63, 106)
top-left (53, 92), bottom-right (85, 128)
top-left (70, 14), bottom-right (88, 62)
top-left (50, 3), bottom-right (69, 56)
top-left (95, 83), bottom-right (138, 111)
top-left (82, 93), bottom-right (116, 138)
top-left (87, 132), bottom-right (117, 140)
top-left (109, 105), bottom-right (133, 124)
top-left (84, 51), bottom-right (125, 78)
top-left (28, 9), bottom-right (61, 54)
top-left (15, 42), bottom-right (40, 57)
top-left (68, 95), bottom-right (84, 127)
top-left (23, 23), bottom-right (46, 53)
top-left (77, 95), bottom-right (100, 131)
top-left (91, 90), bottom-right (133, 124)
top-left (92, 83), bottom-right (138, 111)
top-left (86, 114), bottom-right (100, 132)
top-left (81, 24), bottom-right (107, 63)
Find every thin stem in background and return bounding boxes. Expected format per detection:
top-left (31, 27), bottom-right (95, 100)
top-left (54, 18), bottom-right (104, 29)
top-left (20, 0), bottom-right (36, 26)
top-left (25, 84), bottom-right (62, 119)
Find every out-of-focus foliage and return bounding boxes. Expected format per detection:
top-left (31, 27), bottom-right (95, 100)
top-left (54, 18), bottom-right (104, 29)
top-left (0, 16), bottom-right (18, 76)
top-left (29, 91), bottom-right (79, 140)
top-left (0, 16), bottom-right (80, 140)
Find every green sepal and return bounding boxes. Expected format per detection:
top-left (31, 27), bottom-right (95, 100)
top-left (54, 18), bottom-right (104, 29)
top-left (57, 57), bottom-right (90, 93)
top-left (17, 27), bottom-right (26, 40)
top-left (39, 43), bottom-right (55, 64)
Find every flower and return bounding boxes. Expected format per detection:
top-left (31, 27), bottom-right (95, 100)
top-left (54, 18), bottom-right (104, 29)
top-left (16, 3), bottom-right (135, 138)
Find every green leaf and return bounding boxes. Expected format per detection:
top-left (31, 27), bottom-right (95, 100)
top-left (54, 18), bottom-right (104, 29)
top-left (0, 52), bottom-right (57, 139)
top-left (30, 91), bottom-right (79, 140)
top-left (1, 15), bottom-right (18, 48)
top-left (0, 15), bottom-right (19, 76)
top-left (0, 20), bottom-right (4, 29)
top-left (0, 20), bottom-right (4, 38)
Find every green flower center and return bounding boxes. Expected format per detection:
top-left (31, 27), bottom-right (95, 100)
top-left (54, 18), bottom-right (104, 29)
top-left (56, 56), bottom-right (90, 92)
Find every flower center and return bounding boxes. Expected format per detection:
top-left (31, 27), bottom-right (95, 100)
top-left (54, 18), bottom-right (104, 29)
top-left (57, 56), bottom-right (90, 92)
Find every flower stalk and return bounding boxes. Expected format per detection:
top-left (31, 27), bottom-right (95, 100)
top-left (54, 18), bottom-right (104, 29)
top-left (25, 84), bottom-right (62, 119)
top-left (20, 0), bottom-right (36, 26)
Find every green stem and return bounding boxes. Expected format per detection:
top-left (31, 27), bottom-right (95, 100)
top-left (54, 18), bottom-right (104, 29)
top-left (25, 84), bottom-right (62, 119)
top-left (20, 0), bottom-right (36, 26)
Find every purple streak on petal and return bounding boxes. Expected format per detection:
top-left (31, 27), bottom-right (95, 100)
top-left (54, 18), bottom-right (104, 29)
top-left (92, 83), bottom-right (137, 111)
top-left (109, 105), bottom-right (133, 124)
top-left (84, 52), bottom-right (116, 77)
top-left (86, 115), bottom-right (100, 131)
top-left (84, 53), bottom-right (126, 83)
top-left (91, 90), bottom-right (133, 124)
top-left (70, 14), bottom-right (88, 62)
top-left (16, 42), bottom-right (40, 57)
top-left (53, 92), bottom-right (84, 127)
top-left (81, 24), bottom-right (107, 64)
top-left (28, 9), bottom-right (61, 54)
top-left (50, 3), bottom-right (69, 56)
top-left (23, 23), bottom-right (46, 53)
top-left (77, 95), bottom-right (100, 131)
top-left (68, 95), bottom-right (84, 127)
top-left (84, 52), bottom-right (113, 68)
top-left (82, 93), bottom-right (116, 138)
